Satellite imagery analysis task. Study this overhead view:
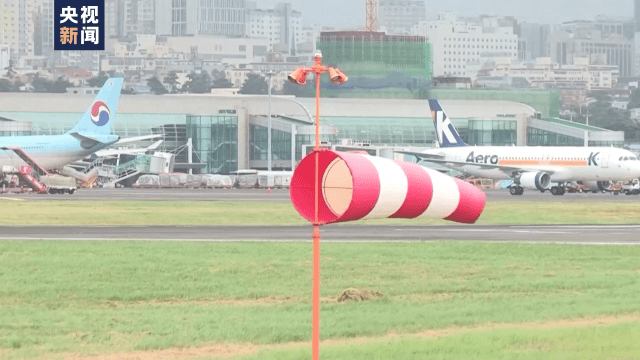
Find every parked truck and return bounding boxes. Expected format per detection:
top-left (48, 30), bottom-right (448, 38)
top-left (40, 174), bottom-right (78, 194)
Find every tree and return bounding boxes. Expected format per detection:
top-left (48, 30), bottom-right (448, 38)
top-left (210, 69), bottom-right (233, 88)
top-left (31, 74), bottom-right (52, 92)
top-left (238, 73), bottom-right (269, 95)
top-left (163, 71), bottom-right (179, 93)
top-left (147, 76), bottom-right (168, 95)
top-left (183, 71), bottom-right (211, 94)
top-left (0, 79), bottom-right (17, 92)
top-left (50, 77), bottom-right (72, 93)
top-left (282, 80), bottom-right (310, 97)
top-left (88, 72), bottom-right (110, 87)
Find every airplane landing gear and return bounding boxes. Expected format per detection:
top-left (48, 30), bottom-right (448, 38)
top-left (509, 186), bottom-right (524, 196)
top-left (550, 186), bottom-right (566, 196)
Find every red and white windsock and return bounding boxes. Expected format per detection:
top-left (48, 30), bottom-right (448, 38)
top-left (290, 150), bottom-right (485, 224)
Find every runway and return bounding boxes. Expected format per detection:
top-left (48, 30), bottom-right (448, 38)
top-left (1, 187), bottom-right (639, 202)
top-left (1, 225), bottom-right (639, 244)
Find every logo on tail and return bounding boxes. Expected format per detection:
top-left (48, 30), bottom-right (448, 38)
top-left (428, 99), bottom-right (467, 148)
top-left (90, 101), bottom-right (110, 126)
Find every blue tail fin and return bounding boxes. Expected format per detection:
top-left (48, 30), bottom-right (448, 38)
top-left (428, 99), bottom-right (467, 148)
top-left (67, 78), bottom-right (123, 135)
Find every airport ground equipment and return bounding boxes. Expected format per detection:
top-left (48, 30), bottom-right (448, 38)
top-left (0, 146), bottom-right (50, 193)
top-left (40, 174), bottom-right (77, 194)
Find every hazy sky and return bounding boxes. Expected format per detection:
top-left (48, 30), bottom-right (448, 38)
top-left (258, 0), bottom-right (635, 29)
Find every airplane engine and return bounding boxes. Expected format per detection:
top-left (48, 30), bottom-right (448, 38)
top-left (597, 181), bottom-right (613, 192)
top-left (517, 172), bottom-right (551, 191)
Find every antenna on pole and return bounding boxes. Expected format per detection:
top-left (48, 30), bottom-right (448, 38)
top-left (366, 0), bottom-right (378, 31)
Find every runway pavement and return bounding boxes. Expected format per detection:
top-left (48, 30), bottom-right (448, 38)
top-left (1, 187), bottom-right (639, 202)
top-left (1, 225), bottom-right (639, 244)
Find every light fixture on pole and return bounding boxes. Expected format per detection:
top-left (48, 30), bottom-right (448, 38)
top-left (287, 50), bottom-right (348, 360)
top-left (265, 71), bottom-right (275, 172)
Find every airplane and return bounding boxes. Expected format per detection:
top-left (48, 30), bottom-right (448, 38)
top-left (0, 78), bottom-right (124, 171)
top-left (397, 99), bottom-right (640, 196)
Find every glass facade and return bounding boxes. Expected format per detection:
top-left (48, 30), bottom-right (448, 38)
top-left (186, 115), bottom-right (238, 174)
top-left (467, 120), bottom-right (518, 146)
top-left (249, 124), bottom-right (292, 162)
top-left (588, 141), bottom-right (624, 148)
top-left (322, 117), bottom-right (517, 147)
top-left (527, 127), bottom-right (583, 146)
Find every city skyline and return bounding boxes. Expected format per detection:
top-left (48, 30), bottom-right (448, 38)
top-left (258, 0), bottom-right (635, 29)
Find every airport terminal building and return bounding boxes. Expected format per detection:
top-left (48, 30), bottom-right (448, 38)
top-left (0, 93), bottom-right (625, 174)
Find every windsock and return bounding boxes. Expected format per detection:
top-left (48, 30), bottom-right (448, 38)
top-left (290, 150), bottom-right (486, 224)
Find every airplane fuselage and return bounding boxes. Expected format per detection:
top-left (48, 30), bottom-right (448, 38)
top-left (423, 146), bottom-right (640, 182)
top-left (0, 134), bottom-right (117, 170)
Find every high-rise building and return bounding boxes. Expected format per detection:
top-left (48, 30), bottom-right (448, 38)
top-left (518, 23), bottom-right (550, 61)
top-left (121, 0), bottom-right (155, 37)
top-left (40, 0), bottom-right (54, 56)
top-left (413, 12), bottom-right (518, 78)
top-left (198, 0), bottom-right (246, 36)
top-left (378, 0), bottom-right (426, 34)
top-left (247, 2), bottom-right (301, 53)
top-left (549, 22), bottom-right (634, 77)
top-left (156, 0), bottom-right (246, 37)
top-left (0, 0), bottom-right (38, 61)
top-left (156, 0), bottom-right (198, 36)
top-left (635, 0), bottom-right (640, 27)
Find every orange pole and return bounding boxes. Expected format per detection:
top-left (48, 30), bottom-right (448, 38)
top-left (314, 70), bottom-right (321, 150)
top-left (312, 67), bottom-right (321, 360)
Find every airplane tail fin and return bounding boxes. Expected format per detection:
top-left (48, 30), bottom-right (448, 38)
top-left (428, 99), bottom-right (467, 148)
top-left (67, 78), bottom-right (123, 136)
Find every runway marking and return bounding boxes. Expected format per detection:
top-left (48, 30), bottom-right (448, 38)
top-left (0, 197), bottom-right (24, 201)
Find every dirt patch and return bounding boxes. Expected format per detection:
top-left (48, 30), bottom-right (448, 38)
top-left (103, 295), bottom-right (340, 308)
top-left (62, 343), bottom-right (257, 360)
top-left (337, 288), bottom-right (383, 302)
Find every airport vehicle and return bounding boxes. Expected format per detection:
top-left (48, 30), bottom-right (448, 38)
top-left (40, 174), bottom-right (78, 194)
top-left (397, 99), bottom-right (640, 196)
top-left (0, 78), bottom-right (123, 171)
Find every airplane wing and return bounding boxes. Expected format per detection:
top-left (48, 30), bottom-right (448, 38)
top-left (94, 140), bottom-right (164, 157)
top-left (395, 150), bottom-right (445, 160)
top-left (115, 134), bottom-right (163, 144)
top-left (69, 132), bottom-right (119, 147)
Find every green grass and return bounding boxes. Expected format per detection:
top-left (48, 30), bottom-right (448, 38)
top-left (245, 321), bottom-right (640, 360)
top-left (0, 241), bottom-right (640, 359)
top-left (1, 200), bottom-right (640, 226)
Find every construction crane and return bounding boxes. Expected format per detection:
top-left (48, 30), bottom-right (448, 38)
top-left (365, 0), bottom-right (377, 31)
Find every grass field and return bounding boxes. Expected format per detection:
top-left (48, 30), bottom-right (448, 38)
top-left (1, 200), bottom-right (640, 226)
top-left (0, 241), bottom-right (639, 359)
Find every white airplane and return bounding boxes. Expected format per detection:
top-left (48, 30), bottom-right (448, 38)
top-left (397, 100), bottom-right (640, 196)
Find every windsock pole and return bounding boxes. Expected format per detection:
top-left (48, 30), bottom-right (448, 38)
top-left (312, 58), bottom-right (322, 360)
top-left (287, 51), bottom-right (348, 360)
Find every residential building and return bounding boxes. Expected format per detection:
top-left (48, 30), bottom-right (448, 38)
top-left (0, 43), bottom-right (9, 70)
top-left (378, 0), bottom-right (426, 34)
top-left (478, 57), bottom-right (619, 90)
top-left (1, 0), bottom-right (37, 61)
top-left (413, 12), bottom-right (518, 78)
top-left (247, 2), bottom-right (301, 53)
top-left (121, 0), bottom-right (155, 37)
